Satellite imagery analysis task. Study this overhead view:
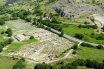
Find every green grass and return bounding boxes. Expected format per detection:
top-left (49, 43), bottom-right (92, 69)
top-left (63, 25), bottom-right (94, 36)
top-left (0, 34), bottom-right (7, 42)
top-left (6, 42), bottom-right (22, 51)
top-left (63, 25), bottom-right (104, 44)
top-left (77, 46), bottom-right (104, 62)
top-left (9, 39), bottom-right (37, 51)
top-left (0, 56), bottom-right (18, 69)
top-left (22, 39), bottom-right (37, 44)
top-left (0, 56), bottom-right (32, 69)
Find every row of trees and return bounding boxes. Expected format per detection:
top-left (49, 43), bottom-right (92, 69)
top-left (78, 24), bottom-right (97, 29)
top-left (34, 59), bottom-right (104, 69)
top-left (81, 42), bottom-right (104, 49)
top-left (32, 18), bottom-right (63, 31)
top-left (71, 59), bottom-right (104, 69)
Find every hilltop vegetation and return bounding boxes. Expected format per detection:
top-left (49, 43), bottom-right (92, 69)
top-left (0, 0), bottom-right (104, 69)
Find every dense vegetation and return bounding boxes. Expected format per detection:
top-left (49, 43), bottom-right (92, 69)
top-left (13, 58), bottom-right (26, 69)
top-left (0, 38), bottom-right (13, 52)
top-left (34, 59), bottom-right (104, 69)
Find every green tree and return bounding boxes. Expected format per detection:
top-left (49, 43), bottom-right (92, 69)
top-left (59, 30), bottom-right (64, 37)
top-left (30, 36), bottom-right (34, 39)
top-left (6, 28), bottom-right (12, 37)
top-left (96, 45), bottom-right (103, 49)
top-left (13, 58), bottom-right (25, 69)
top-left (7, 38), bottom-right (13, 44)
top-left (72, 44), bottom-right (78, 49)
top-left (0, 45), bottom-right (3, 52)
top-left (0, 19), bottom-right (5, 25)
top-left (74, 33), bottom-right (84, 39)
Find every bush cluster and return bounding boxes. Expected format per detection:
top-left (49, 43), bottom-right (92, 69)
top-left (13, 58), bottom-right (25, 69)
top-left (0, 38), bottom-right (13, 52)
top-left (81, 42), bottom-right (104, 49)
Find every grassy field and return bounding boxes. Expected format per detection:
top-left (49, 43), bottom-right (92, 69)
top-left (77, 46), bottom-right (104, 62)
top-left (63, 25), bottom-right (104, 44)
top-left (0, 56), bottom-right (18, 69)
top-left (0, 56), bottom-right (32, 69)
top-left (63, 25), bottom-right (94, 36)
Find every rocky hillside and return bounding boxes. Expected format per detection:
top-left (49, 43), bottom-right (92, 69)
top-left (52, 0), bottom-right (103, 18)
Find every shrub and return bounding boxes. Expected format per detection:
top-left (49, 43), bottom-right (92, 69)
top-left (96, 45), bottom-right (103, 49)
top-left (72, 59), bottom-right (86, 66)
top-left (6, 28), bottom-right (12, 37)
top-left (13, 58), bottom-right (25, 69)
top-left (74, 33), bottom-right (84, 39)
top-left (78, 24), bottom-right (97, 29)
top-left (96, 36), bottom-right (104, 40)
top-left (72, 50), bottom-right (77, 54)
top-left (0, 45), bottom-right (3, 52)
top-left (72, 44), bottom-right (78, 49)
top-left (81, 42), bottom-right (94, 47)
top-left (7, 38), bottom-right (13, 44)
top-left (11, 17), bottom-right (18, 20)
top-left (0, 19), bottom-right (5, 25)
top-left (25, 17), bottom-right (31, 22)
top-left (30, 36), bottom-right (34, 39)
top-left (0, 38), bottom-right (13, 52)
top-left (86, 59), bottom-right (98, 68)
top-left (34, 63), bottom-right (51, 69)
top-left (59, 31), bottom-right (64, 37)
top-left (1, 31), bottom-right (5, 34)
top-left (62, 64), bottom-right (77, 69)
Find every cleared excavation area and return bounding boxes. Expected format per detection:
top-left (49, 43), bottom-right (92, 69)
top-left (6, 19), bottom-right (74, 63)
